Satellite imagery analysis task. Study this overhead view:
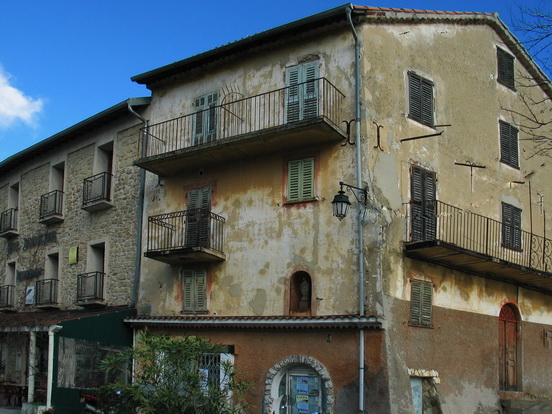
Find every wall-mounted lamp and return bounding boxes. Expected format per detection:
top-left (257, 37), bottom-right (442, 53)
top-left (331, 181), bottom-right (368, 220)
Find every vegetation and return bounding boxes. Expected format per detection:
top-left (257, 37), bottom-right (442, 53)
top-left (96, 331), bottom-right (252, 414)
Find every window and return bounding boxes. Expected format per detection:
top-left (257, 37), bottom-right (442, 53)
top-left (287, 158), bottom-right (315, 203)
top-left (502, 203), bottom-right (522, 250)
top-left (497, 47), bottom-right (515, 90)
top-left (83, 143), bottom-right (113, 210)
top-left (286, 61), bottom-right (319, 123)
top-left (193, 92), bottom-right (219, 145)
top-left (408, 72), bottom-right (434, 127)
top-left (500, 121), bottom-right (519, 168)
top-left (409, 279), bottom-right (433, 327)
top-left (182, 269), bottom-right (207, 313)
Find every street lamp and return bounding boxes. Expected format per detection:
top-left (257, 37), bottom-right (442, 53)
top-left (331, 181), bottom-right (367, 220)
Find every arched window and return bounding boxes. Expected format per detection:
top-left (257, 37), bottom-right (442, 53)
top-left (499, 303), bottom-right (520, 391)
top-left (289, 271), bottom-right (312, 313)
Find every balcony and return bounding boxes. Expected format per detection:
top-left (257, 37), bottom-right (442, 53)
top-left (35, 279), bottom-right (59, 308)
top-left (0, 208), bottom-right (18, 238)
top-left (135, 78), bottom-right (346, 175)
top-left (0, 285), bottom-right (15, 311)
top-left (77, 272), bottom-right (105, 307)
top-left (145, 208), bottom-right (226, 264)
top-left (39, 190), bottom-right (64, 224)
top-left (404, 201), bottom-right (552, 294)
top-left (82, 172), bottom-right (113, 212)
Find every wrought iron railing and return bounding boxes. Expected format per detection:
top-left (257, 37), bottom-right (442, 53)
top-left (36, 279), bottom-right (58, 306)
top-left (0, 208), bottom-right (17, 234)
top-left (39, 190), bottom-right (64, 220)
top-left (83, 172), bottom-right (112, 206)
top-left (141, 78), bottom-right (345, 158)
top-left (77, 272), bottom-right (105, 302)
top-left (147, 208), bottom-right (225, 254)
top-left (405, 200), bottom-right (552, 273)
top-left (0, 285), bottom-right (15, 308)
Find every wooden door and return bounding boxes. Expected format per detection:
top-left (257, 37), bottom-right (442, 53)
top-left (499, 304), bottom-right (518, 391)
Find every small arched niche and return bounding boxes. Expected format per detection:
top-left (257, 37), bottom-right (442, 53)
top-left (289, 271), bottom-right (312, 315)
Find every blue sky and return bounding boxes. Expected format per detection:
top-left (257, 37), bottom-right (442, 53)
top-left (0, 0), bottom-right (548, 162)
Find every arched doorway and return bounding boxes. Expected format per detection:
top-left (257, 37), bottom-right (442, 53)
top-left (499, 303), bottom-right (520, 391)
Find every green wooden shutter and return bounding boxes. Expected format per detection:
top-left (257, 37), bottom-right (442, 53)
top-left (286, 62), bottom-right (319, 122)
top-left (193, 92), bottom-right (218, 145)
top-left (186, 187), bottom-right (212, 247)
top-left (288, 158), bottom-right (314, 202)
top-left (410, 280), bottom-right (433, 326)
top-left (182, 269), bottom-right (207, 312)
top-left (410, 166), bottom-right (436, 241)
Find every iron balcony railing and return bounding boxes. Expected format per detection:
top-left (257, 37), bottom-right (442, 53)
top-left (83, 172), bottom-right (112, 206)
top-left (0, 285), bottom-right (15, 308)
top-left (405, 200), bottom-right (552, 273)
top-left (39, 190), bottom-right (63, 220)
top-left (141, 78), bottom-right (345, 158)
top-left (0, 208), bottom-right (17, 234)
top-left (77, 271), bottom-right (105, 302)
top-left (36, 278), bottom-right (58, 306)
top-left (147, 208), bottom-right (225, 254)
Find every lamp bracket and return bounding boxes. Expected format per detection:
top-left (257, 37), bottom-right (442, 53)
top-left (339, 181), bottom-right (368, 205)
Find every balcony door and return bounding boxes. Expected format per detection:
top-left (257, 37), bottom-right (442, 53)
top-left (285, 62), bottom-right (319, 123)
top-left (186, 187), bottom-right (212, 248)
top-left (411, 166), bottom-right (437, 241)
top-left (193, 92), bottom-right (219, 146)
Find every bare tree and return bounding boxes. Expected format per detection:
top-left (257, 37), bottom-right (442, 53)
top-left (502, 2), bottom-right (552, 157)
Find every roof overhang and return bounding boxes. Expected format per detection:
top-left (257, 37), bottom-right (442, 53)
top-left (125, 314), bottom-right (382, 330)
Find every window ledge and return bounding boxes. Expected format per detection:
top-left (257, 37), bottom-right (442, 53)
top-left (284, 197), bottom-right (319, 206)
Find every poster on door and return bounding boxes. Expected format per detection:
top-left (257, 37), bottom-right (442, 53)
top-left (290, 375), bottom-right (321, 414)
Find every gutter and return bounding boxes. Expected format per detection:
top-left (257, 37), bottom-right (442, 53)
top-left (346, 4), bottom-right (367, 413)
top-left (127, 99), bottom-right (148, 308)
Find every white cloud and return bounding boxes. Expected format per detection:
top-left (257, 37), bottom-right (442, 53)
top-left (0, 67), bottom-right (43, 128)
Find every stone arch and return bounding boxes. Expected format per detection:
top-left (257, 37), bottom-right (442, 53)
top-left (263, 354), bottom-right (334, 414)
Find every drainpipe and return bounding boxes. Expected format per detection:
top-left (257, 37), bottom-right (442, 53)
top-left (27, 330), bottom-right (36, 404)
top-left (127, 100), bottom-right (148, 308)
top-left (346, 5), bottom-right (366, 413)
top-left (47, 326), bottom-right (62, 409)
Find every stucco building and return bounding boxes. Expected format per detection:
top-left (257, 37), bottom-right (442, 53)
top-left (126, 5), bottom-right (552, 414)
top-left (0, 98), bottom-right (149, 412)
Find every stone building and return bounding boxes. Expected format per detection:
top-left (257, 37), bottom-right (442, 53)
top-left (0, 98), bottom-right (149, 412)
top-left (127, 5), bottom-right (552, 414)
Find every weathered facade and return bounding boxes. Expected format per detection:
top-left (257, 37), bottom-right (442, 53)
top-left (0, 98), bottom-right (149, 412)
top-left (128, 5), bottom-right (552, 414)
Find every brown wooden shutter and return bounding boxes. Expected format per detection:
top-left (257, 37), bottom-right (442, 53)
top-left (411, 166), bottom-right (437, 241)
top-left (410, 279), bottom-right (433, 327)
top-left (497, 47), bottom-right (515, 90)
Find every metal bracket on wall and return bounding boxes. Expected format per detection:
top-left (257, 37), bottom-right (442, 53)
top-left (373, 121), bottom-right (384, 150)
top-left (342, 119), bottom-right (356, 146)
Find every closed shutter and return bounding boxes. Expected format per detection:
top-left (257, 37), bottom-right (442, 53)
top-left (182, 269), bottom-right (207, 312)
top-left (408, 72), bottom-right (434, 127)
top-left (194, 92), bottom-right (218, 145)
top-left (288, 158), bottom-right (314, 202)
top-left (410, 166), bottom-right (437, 241)
top-left (502, 203), bottom-right (522, 250)
top-left (286, 62), bottom-right (319, 122)
top-left (186, 187), bottom-right (212, 247)
top-left (500, 121), bottom-right (519, 168)
top-left (410, 280), bottom-right (433, 327)
top-left (497, 48), bottom-right (515, 90)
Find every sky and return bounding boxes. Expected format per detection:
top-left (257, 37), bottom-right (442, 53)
top-left (0, 0), bottom-right (549, 162)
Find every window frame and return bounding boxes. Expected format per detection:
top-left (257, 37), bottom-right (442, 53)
top-left (499, 120), bottom-right (520, 169)
top-left (497, 47), bottom-right (516, 91)
top-left (408, 71), bottom-right (434, 127)
top-left (409, 279), bottom-right (433, 328)
top-left (285, 157), bottom-right (316, 204)
top-left (182, 268), bottom-right (207, 313)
